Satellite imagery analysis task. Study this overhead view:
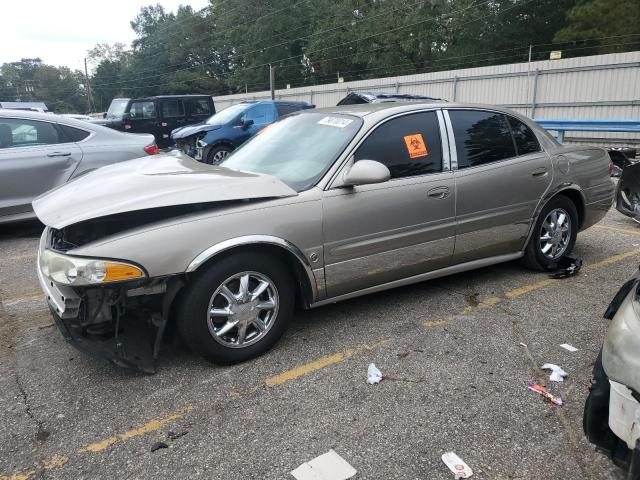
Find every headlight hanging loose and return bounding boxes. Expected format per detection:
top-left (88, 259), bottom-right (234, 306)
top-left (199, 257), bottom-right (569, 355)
top-left (40, 249), bottom-right (145, 286)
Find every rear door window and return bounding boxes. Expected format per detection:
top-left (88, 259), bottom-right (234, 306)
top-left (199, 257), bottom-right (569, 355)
top-left (129, 101), bottom-right (157, 119)
top-left (507, 116), bottom-right (541, 156)
top-left (0, 118), bottom-right (61, 148)
top-left (276, 103), bottom-right (304, 116)
top-left (185, 98), bottom-right (212, 116)
top-left (161, 99), bottom-right (185, 118)
top-left (448, 110), bottom-right (516, 169)
top-left (245, 104), bottom-right (276, 126)
top-left (354, 111), bottom-right (443, 179)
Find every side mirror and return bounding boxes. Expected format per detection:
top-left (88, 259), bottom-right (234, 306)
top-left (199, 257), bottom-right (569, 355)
top-left (342, 160), bottom-right (390, 186)
top-left (122, 112), bottom-right (132, 121)
top-left (102, 112), bottom-right (107, 118)
top-left (240, 117), bottom-right (254, 129)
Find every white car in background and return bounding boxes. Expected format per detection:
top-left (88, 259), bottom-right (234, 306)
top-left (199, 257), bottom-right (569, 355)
top-left (0, 110), bottom-right (158, 224)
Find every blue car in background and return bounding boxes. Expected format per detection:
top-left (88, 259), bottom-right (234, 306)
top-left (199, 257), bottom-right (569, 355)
top-left (171, 100), bottom-right (315, 163)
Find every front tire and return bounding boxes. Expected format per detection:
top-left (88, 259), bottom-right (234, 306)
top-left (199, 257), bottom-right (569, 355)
top-left (205, 145), bottom-right (233, 164)
top-left (178, 253), bottom-right (295, 364)
top-left (523, 195), bottom-right (578, 271)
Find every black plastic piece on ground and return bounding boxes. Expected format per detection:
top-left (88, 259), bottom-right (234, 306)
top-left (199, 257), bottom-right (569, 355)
top-left (150, 441), bottom-right (169, 452)
top-left (549, 255), bottom-right (583, 279)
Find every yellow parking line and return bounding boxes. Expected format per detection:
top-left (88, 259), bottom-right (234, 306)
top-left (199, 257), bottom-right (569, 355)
top-left (594, 224), bottom-right (640, 236)
top-left (2, 407), bottom-right (192, 479)
top-left (79, 406), bottom-right (193, 453)
top-left (0, 253), bottom-right (34, 264)
top-left (265, 341), bottom-right (388, 387)
top-left (4, 247), bottom-right (640, 479)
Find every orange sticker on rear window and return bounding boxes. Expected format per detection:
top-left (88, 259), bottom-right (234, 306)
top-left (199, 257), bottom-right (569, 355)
top-left (403, 134), bottom-right (428, 159)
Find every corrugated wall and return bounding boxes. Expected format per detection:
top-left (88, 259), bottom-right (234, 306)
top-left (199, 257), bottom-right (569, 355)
top-left (213, 51), bottom-right (640, 146)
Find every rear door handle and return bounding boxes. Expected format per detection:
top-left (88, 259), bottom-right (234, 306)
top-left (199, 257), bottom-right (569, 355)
top-left (47, 152), bottom-right (71, 157)
top-left (531, 168), bottom-right (548, 177)
top-left (427, 186), bottom-right (450, 199)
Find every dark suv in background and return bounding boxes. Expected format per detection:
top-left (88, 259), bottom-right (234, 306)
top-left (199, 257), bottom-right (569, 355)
top-left (171, 100), bottom-right (314, 163)
top-left (93, 95), bottom-right (215, 147)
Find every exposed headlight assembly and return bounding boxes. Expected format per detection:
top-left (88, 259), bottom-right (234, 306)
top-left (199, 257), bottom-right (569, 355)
top-left (40, 249), bottom-right (145, 286)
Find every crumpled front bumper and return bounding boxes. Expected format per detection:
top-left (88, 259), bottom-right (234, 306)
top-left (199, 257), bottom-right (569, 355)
top-left (36, 230), bottom-right (182, 373)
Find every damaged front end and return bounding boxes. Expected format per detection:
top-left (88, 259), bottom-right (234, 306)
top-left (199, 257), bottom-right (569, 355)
top-left (37, 228), bottom-right (183, 373)
top-left (584, 268), bottom-right (640, 477)
top-left (616, 162), bottom-right (640, 223)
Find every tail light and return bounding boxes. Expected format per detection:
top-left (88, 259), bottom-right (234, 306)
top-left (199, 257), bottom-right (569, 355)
top-left (144, 144), bottom-right (159, 155)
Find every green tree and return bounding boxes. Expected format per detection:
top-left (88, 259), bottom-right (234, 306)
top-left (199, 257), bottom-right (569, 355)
top-left (554, 0), bottom-right (640, 54)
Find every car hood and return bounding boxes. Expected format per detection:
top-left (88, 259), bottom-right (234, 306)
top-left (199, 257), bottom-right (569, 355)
top-left (32, 152), bottom-right (298, 229)
top-left (171, 123), bottom-right (222, 139)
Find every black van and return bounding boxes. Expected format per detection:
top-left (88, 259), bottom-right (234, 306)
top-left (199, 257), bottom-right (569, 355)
top-left (94, 95), bottom-right (215, 148)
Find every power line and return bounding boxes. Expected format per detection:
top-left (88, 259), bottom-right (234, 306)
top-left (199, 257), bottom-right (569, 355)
top-left (91, 0), bottom-right (492, 88)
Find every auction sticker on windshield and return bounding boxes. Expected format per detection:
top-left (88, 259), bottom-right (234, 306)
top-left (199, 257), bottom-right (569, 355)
top-left (318, 116), bottom-right (354, 128)
top-left (403, 133), bottom-right (428, 159)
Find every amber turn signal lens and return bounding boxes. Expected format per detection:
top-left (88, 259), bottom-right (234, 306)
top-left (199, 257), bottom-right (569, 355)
top-left (103, 263), bottom-right (145, 282)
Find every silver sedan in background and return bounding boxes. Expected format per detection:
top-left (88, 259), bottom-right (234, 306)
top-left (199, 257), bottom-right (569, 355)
top-left (0, 109), bottom-right (158, 224)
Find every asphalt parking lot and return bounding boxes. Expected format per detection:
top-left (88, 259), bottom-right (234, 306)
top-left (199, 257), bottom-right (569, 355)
top-left (1, 209), bottom-right (637, 479)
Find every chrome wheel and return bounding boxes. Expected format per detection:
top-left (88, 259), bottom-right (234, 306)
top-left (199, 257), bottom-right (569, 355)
top-left (206, 271), bottom-right (279, 348)
top-left (539, 208), bottom-right (572, 260)
top-left (211, 149), bottom-right (230, 163)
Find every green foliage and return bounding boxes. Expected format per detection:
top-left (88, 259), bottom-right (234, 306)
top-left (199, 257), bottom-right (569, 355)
top-left (2, 0), bottom-right (638, 112)
top-left (554, 0), bottom-right (640, 53)
top-left (0, 58), bottom-right (87, 113)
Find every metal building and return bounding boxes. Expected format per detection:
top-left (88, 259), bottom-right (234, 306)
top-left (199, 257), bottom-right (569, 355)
top-left (213, 51), bottom-right (640, 147)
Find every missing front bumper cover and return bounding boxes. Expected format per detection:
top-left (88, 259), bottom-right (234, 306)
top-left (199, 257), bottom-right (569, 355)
top-left (46, 278), bottom-right (183, 373)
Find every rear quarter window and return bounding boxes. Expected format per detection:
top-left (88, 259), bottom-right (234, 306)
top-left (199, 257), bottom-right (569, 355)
top-left (59, 124), bottom-right (91, 142)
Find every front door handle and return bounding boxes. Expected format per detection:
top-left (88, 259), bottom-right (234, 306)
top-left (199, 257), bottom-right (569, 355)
top-left (427, 186), bottom-right (450, 199)
top-left (47, 152), bottom-right (71, 157)
top-left (531, 167), bottom-right (548, 177)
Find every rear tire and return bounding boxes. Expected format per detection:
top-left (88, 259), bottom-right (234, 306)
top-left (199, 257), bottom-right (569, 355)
top-left (523, 195), bottom-right (578, 271)
top-left (177, 252), bottom-right (294, 364)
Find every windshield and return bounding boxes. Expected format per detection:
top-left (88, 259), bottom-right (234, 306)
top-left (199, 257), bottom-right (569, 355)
top-left (219, 112), bottom-right (362, 192)
top-left (206, 103), bottom-right (251, 125)
top-left (106, 99), bottom-right (129, 119)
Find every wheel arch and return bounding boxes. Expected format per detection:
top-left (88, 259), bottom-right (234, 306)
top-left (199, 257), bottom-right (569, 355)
top-left (186, 236), bottom-right (317, 307)
top-left (203, 139), bottom-right (236, 157)
top-left (523, 185), bottom-right (586, 251)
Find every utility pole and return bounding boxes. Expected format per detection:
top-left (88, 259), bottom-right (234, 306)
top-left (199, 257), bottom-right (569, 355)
top-left (269, 64), bottom-right (275, 100)
top-left (84, 58), bottom-right (94, 113)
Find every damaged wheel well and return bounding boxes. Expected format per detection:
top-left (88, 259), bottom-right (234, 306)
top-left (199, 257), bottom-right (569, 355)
top-left (555, 189), bottom-right (585, 229)
top-left (186, 243), bottom-right (314, 308)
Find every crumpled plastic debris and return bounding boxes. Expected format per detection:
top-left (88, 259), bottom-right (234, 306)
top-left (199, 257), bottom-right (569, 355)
top-left (527, 381), bottom-right (563, 406)
top-left (549, 255), bottom-right (583, 279)
top-left (167, 430), bottom-right (188, 440)
top-left (542, 363), bottom-right (568, 382)
top-left (367, 363), bottom-right (383, 384)
top-left (441, 451), bottom-right (473, 479)
top-left (559, 343), bottom-right (577, 352)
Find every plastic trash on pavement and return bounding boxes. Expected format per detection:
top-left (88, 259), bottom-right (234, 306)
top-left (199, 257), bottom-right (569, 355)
top-left (527, 381), bottom-right (563, 406)
top-left (559, 343), bottom-right (578, 352)
top-left (541, 363), bottom-right (568, 382)
top-left (367, 363), bottom-right (383, 384)
top-left (441, 452), bottom-right (473, 478)
top-left (291, 450), bottom-right (357, 480)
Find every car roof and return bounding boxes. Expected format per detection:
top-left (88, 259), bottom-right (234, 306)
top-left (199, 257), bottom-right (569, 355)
top-left (307, 101), bottom-right (532, 122)
top-left (138, 95), bottom-right (212, 100)
top-left (0, 109), bottom-right (103, 130)
top-left (340, 91), bottom-right (445, 103)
